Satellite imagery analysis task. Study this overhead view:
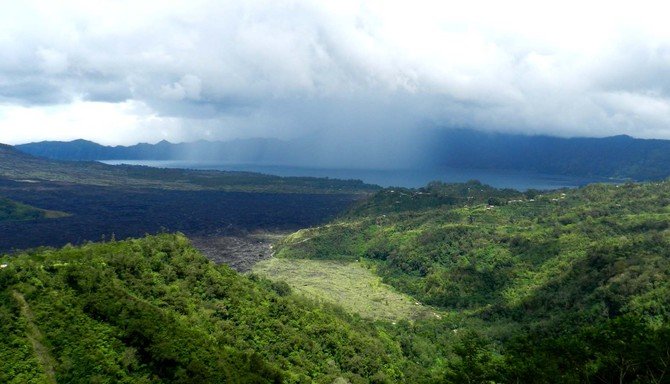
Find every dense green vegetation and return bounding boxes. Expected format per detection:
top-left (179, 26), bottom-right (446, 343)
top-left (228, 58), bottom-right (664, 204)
top-left (0, 234), bottom-right (430, 383)
top-left (0, 144), bottom-right (378, 194)
top-left (0, 197), bottom-right (67, 222)
top-left (3, 179), bottom-right (669, 383)
top-left (276, 180), bottom-right (670, 383)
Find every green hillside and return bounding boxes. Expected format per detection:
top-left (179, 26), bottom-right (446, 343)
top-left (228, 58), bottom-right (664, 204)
top-left (0, 197), bottom-right (68, 222)
top-left (0, 234), bottom-right (422, 384)
top-left (2, 180), bottom-right (670, 383)
top-left (275, 180), bottom-right (670, 383)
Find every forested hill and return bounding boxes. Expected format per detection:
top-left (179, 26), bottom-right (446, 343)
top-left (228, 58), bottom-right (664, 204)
top-left (15, 138), bottom-right (289, 163)
top-left (16, 129), bottom-right (670, 180)
top-left (275, 180), bottom-right (670, 382)
top-left (2, 180), bottom-right (670, 382)
top-left (425, 129), bottom-right (670, 180)
top-left (0, 234), bottom-right (413, 383)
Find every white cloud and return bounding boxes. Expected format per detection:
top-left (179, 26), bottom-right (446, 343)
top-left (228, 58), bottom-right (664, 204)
top-left (1, 0), bottom-right (670, 144)
top-left (0, 100), bottom-right (180, 145)
top-left (36, 48), bottom-right (69, 74)
top-left (160, 74), bottom-right (202, 101)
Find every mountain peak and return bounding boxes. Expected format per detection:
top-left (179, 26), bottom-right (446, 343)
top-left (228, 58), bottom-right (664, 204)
top-left (71, 139), bottom-right (98, 144)
top-left (0, 143), bottom-right (35, 159)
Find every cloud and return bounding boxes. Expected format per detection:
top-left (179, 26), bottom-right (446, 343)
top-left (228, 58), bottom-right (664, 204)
top-left (36, 48), bottom-right (69, 74)
top-left (1, 0), bottom-right (670, 145)
top-left (160, 74), bottom-right (202, 101)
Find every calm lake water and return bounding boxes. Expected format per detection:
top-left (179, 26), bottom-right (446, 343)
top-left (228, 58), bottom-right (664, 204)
top-left (101, 160), bottom-right (616, 191)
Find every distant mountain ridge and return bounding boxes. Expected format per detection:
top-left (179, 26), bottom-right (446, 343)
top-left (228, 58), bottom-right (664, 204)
top-left (15, 129), bottom-right (670, 180)
top-left (15, 137), bottom-right (291, 163)
top-left (424, 129), bottom-right (670, 180)
top-left (0, 143), bottom-right (377, 194)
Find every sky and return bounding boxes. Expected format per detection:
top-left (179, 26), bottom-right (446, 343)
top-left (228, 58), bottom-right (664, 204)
top-left (1, 0), bottom-right (670, 145)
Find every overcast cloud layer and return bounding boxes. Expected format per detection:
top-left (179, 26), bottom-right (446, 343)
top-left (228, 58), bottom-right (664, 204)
top-left (1, 0), bottom-right (670, 145)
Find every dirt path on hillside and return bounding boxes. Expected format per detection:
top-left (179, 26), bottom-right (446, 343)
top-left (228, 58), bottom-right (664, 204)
top-left (12, 291), bottom-right (57, 384)
top-left (191, 232), bottom-right (288, 272)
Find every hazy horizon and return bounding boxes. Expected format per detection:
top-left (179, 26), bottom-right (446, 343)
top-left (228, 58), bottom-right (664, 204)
top-left (1, 1), bottom-right (670, 153)
top-left (11, 128), bottom-right (662, 147)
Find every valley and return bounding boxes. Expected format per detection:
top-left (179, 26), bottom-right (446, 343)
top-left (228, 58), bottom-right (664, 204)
top-left (0, 234), bottom-right (415, 383)
top-left (0, 145), bottom-right (372, 252)
top-left (0, 179), bottom-right (360, 252)
top-left (3, 4), bottom-right (668, 383)
top-left (266, 179), bottom-right (670, 382)
top-left (1, 144), bottom-right (669, 383)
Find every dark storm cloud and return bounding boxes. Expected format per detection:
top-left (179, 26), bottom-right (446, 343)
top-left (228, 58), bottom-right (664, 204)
top-left (1, 0), bottom-right (670, 145)
top-left (0, 79), bottom-right (70, 106)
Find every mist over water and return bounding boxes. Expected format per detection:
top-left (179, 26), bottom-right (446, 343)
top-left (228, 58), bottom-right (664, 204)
top-left (172, 129), bottom-right (432, 171)
top-left (101, 160), bottom-right (611, 190)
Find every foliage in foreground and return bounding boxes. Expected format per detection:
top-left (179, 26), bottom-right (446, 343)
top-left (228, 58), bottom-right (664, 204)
top-left (276, 180), bottom-right (670, 383)
top-left (3, 179), bottom-right (670, 383)
top-left (0, 234), bottom-right (418, 383)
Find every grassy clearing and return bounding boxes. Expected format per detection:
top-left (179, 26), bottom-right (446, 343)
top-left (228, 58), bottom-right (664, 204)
top-left (252, 257), bottom-right (439, 322)
top-left (0, 197), bottom-right (69, 222)
top-left (41, 210), bottom-right (70, 219)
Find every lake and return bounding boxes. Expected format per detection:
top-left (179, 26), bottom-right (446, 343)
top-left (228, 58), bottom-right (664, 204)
top-left (101, 160), bottom-right (617, 190)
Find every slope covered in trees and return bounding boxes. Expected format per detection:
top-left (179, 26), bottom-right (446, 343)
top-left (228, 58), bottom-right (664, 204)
top-left (425, 129), bottom-right (670, 180)
top-left (2, 180), bottom-right (669, 383)
top-left (275, 180), bottom-right (670, 382)
top-left (0, 234), bottom-right (419, 383)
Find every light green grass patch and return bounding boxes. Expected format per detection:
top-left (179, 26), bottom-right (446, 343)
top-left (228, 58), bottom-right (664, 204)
top-left (252, 257), bottom-right (440, 322)
top-left (42, 210), bottom-right (70, 219)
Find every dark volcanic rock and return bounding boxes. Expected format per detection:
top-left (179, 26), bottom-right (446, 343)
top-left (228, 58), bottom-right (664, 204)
top-left (191, 233), bottom-right (286, 272)
top-left (0, 180), bottom-right (358, 253)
